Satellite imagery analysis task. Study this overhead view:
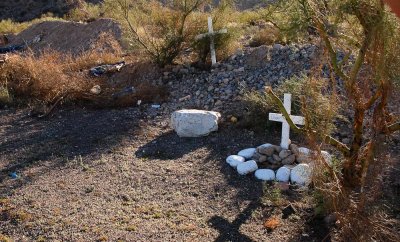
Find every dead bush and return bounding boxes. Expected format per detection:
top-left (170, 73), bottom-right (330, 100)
top-left (249, 23), bottom-right (281, 47)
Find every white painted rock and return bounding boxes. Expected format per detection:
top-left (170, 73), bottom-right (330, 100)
top-left (226, 155), bottom-right (245, 168)
top-left (237, 148), bottom-right (256, 160)
top-left (290, 164), bottom-right (312, 186)
top-left (171, 109), bottom-right (221, 137)
top-left (297, 147), bottom-right (312, 163)
top-left (276, 167), bottom-right (291, 182)
top-left (237, 160), bottom-right (258, 175)
top-left (255, 169), bottom-right (275, 181)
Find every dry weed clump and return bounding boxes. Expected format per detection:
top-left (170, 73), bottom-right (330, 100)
top-left (0, 49), bottom-right (118, 106)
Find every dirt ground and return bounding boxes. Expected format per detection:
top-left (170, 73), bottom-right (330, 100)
top-left (0, 106), bottom-right (337, 242)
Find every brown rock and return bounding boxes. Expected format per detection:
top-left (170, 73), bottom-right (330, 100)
top-left (289, 144), bottom-right (299, 156)
top-left (272, 154), bottom-right (282, 162)
top-left (279, 150), bottom-right (292, 159)
top-left (252, 152), bottom-right (262, 162)
top-left (257, 144), bottom-right (275, 156)
top-left (282, 154), bottom-right (296, 165)
top-left (259, 155), bottom-right (267, 163)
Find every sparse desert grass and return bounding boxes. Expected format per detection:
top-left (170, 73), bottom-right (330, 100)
top-left (0, 16), bottom-right (66, 34)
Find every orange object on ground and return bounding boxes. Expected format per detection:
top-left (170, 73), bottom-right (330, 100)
top-left (384, 0), bottom-right (400, 18)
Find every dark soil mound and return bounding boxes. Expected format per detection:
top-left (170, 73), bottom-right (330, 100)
top-left (8, 18), bottom-right (122, 55)
top-left (0, 0), bottom-right (102, 22)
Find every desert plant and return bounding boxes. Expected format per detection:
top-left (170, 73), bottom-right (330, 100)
top-left (105, 0), bottom-right (209, 67)
top-left (265, 0), bottom-right (400, 240)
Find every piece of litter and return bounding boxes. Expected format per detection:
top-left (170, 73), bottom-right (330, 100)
top-left (137, 100), bottom-right (142, 106)
top-left (151, 104), bottom-right (161, 109)
top-left (264, 216), bottom-right (280, 231)
top-left (9, 172), bottom-right (18, 179)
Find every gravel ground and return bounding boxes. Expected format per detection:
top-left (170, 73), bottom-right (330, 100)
top-left (0, 107), bottom-right (331, 241)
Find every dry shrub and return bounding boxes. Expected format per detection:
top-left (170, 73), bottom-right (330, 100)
top-left (249, 23), bottom-right (281, 47)
top-left (0, 47), bottom-right (167, 109)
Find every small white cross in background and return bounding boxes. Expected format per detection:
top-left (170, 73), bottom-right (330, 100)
top-left (269, 93), bottom-right (305, 149)
top-left (195, 16), bottom-right (227, 66)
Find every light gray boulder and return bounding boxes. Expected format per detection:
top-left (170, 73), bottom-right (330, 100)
top-left (255, 169), bottom-right (275, 181)
top-left (237, 160), bottom-right (258, 175)
top-left (171, 109), bottom-right (220, 137)
top-left (226, 155), bottom-right (245, 168)
top-left (276, 166), bottom-right (291, 182)
top-left (238, 148), bottom-right (256, 159)
top-left (290, 164), bottom-right (312, 186)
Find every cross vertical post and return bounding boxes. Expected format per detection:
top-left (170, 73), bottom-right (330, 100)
top-left (207, 17), bottom-right (217, 65)
top-left (195, 17), bottom-right (227, 66)
top-left (269, 93), bottom-right (305, 149)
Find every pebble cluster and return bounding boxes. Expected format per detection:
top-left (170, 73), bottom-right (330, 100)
top-left (226, 143), bottom-right (332, 186)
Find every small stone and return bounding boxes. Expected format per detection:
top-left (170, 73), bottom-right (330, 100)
top-left (272, 154), bottom-right (282, 162)
top-left (238, 148), bottom-right (256, 159)
top-left (279, 150), bottom-right (292, 159)
top-left (257, 144), bottom-right (275, 156)
top-left (255, 169), bottom-right (275, 181)
top-left (289, 144), bottom-right (299, 156)
top-left (214, 100), bottom-right (223, 106)
top-left (226, 155), bottom-right (245, 168)
top-left (297, 147), bottom-right (311, 163)
top-left (276, 167), bottom-right (291, 182)
top-left (342, 138), bottom-right (351, 144)
top-left (259, 155), bottom-right (267, 163)
top-left (90, 85), bottom-right (101, 95)
top-left (252, 152), bottom-right (262, 162)
top-left (282, 154), bottom-right (296, 165)
top-left (237, 160), bottom-right (258, 175)
top-left (290, 164), bottom-right (312, 186)
top-left (274, 146), bottom-right (283, 153)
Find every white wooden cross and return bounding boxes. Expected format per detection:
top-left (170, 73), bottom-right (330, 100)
top-left (269, 93), bottom-right (305, 149)
top-left (195, 16), bottom-right (227, 65)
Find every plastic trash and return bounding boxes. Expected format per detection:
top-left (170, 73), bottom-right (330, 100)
top-left (151, 104), bottom-right (161, 109)
top-left (90, 61), bottom-right (126, 76)
top-left (9, 172), bottom-right (18, 179)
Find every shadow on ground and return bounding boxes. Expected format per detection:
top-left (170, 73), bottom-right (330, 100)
top-left (0, 107), bottom-right (144, 195)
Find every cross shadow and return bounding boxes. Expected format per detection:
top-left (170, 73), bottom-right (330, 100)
top-left (208, 199), bottom-right (260, 242)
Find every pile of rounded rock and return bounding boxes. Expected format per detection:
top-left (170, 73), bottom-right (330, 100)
top-left (226, 143), bottom-right (332, 186)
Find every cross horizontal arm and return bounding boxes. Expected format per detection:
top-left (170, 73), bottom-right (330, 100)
top-left (195, 29), bottom-right (228, 41)
top-left (269, 113), bottom-right (305, 125)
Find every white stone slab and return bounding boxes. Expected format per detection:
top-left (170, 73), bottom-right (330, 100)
top-left (171, 109), bottom-right (220, 137)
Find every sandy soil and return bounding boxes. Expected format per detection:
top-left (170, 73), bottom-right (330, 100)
top-left (0, 107), bottom-right (332, 242)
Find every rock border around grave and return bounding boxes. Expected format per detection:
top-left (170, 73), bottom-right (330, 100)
top-left (227, 145), bottom-right (331, 186)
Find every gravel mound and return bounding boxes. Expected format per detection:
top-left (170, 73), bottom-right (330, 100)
top-left (160, 43), bottom-right (319, 115)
